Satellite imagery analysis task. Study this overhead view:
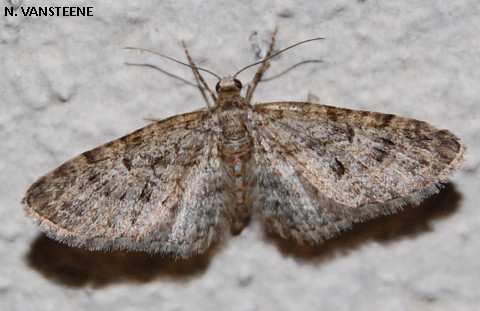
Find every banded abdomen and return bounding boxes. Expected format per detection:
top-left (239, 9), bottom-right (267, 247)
top-left (217, 101), bottom-right (256, 234)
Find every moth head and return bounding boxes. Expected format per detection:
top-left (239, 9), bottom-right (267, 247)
top-left (215, 77), bottom-right (243, 94)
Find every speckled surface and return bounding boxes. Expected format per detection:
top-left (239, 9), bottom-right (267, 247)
top-left (1, 0), bottom-right (479, 310)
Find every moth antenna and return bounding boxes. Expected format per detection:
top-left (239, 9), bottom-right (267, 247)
top-left (124, 46), bottom-right (221, 80)
top-left (234, 37), bottom-right (325, 78)
top-left (260, 60), bottom-right (323, 82)
top-left (123, 63), bottom-right (198, 87)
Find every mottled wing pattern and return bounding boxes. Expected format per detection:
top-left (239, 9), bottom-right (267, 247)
top-left (250, 102), bottom-right (465, 243)
top-left (23, 110), bottom-right (226, 258)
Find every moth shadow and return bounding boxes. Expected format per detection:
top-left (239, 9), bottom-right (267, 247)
top-left (25, 235), bottom-right (220, 288)
top-left (265, 182), bottom-right (462, 262)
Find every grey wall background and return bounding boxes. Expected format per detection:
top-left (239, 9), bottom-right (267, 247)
top-left (1, 0), bottom-right (479, 310)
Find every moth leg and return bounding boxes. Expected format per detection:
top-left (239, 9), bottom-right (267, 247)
top-left (182, 40), bottom-right (217, 108)
top-left (307, 93), bottom-right (320, 104)
top-left (143, 116), bottom-right (162, 123)
top-left (245, 27), bottom-right (278, 103)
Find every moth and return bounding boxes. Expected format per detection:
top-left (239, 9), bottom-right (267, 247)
top-left (23, 30), bottom-right (466, 258)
